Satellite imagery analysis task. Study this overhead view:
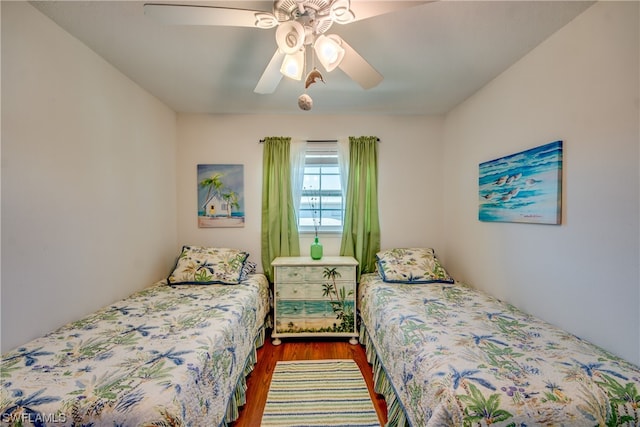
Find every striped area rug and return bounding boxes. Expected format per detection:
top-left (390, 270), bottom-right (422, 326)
top-left (261, 359), bottom-right (380, 426)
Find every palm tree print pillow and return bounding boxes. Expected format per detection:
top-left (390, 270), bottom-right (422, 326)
top-left (167, 246), bottom-right (249, 285)
top-left (376, 247), bottom-right (454, 284)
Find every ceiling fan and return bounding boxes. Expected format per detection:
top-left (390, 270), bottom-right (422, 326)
top-left (144, 1), bottom-right (428, 96)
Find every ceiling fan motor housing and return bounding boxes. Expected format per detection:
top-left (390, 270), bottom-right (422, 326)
top-left (274, 0), bottom-right (335, 35)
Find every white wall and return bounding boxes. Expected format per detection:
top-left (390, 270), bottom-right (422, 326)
top-left (176, 114), bottom-right (446, 270)
top-left (4, 0), bottom-right (638, 370)
top-left (1, 2), bottom-right (178, 352)
top-left (442, 2), bottom-right (639, 365)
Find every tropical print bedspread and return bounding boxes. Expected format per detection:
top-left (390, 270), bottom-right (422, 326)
top-left (1, 274), bottom-right (270, 427)
top-left (358, 273), bottom-right (640, 426)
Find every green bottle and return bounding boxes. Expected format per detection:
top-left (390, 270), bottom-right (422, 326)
top-left (310, 236), bottom-right (323, 260)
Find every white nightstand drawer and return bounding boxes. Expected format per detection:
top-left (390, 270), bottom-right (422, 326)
top-left (276, 281), bottom-right (355, 300)
top-left (276, 267), bottom-right (304, 282)
top-left (277, 266), bottom-right (356, 282)
top-left (276, 300), bottom-right (336, 318)
top-left (275, 283), bottom-right (306, 299)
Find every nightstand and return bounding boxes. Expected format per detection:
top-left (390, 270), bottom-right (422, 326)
top-left (271, 256), bottom-right (359, 345)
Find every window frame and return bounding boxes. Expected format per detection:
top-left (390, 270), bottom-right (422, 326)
top-left (298, 144), bottom-right (344, 235)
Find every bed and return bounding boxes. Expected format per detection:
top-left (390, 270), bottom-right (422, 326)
top-left (358, 248), bottom-right (640, 427)
top-left (1, 246), bottom-right (270, 427)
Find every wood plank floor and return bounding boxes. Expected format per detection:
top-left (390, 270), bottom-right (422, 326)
top-left (231, 333), bottom-right (388, 426)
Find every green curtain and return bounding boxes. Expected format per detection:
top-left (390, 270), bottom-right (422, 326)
top-left (340, 136), bottom-right (381, 280)
top-left (261, 136), bottom-right (300, 282)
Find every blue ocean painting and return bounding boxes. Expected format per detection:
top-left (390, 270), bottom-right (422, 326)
top-left (479, 140), bottom-right (562, 224)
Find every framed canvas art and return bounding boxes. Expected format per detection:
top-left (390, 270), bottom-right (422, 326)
top-left (198, 164), bottom-right (245, 228)
top-left (479, 140), bottom-right (562, 224)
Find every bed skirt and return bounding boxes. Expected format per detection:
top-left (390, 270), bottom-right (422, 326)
top-left (223, 322), bottom-right (267, 425)
top-left (359, 323), bottom-right (410, 427)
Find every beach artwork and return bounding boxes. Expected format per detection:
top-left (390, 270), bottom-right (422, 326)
top-left (479, 140), bottom-right (562, 224)
top-left (197, 164), bottom-right (245, 228)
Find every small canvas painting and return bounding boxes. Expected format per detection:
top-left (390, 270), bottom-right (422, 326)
top-left (479, 140), bottom-right (562, 224)
top-left (198, 164), bottom-right (245, 228)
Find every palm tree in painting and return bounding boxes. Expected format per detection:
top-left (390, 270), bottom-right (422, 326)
top-left (322, 267), bottom-right (354, 332)
top-left (221, 190), bottom-right (240, 217)
top-left (199, 173), bottom-right (224, 215)
top-left (322, 267), bottom-right (341, 300)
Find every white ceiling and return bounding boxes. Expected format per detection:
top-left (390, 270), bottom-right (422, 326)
top-left (30, 0), bottom-right (594, 115)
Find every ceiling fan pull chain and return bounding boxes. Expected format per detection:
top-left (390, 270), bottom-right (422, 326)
top-left (304, 44), bottom-right (309, 79)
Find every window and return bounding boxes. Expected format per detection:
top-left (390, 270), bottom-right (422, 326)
top-left (298, 144), bottom-right (344, 233)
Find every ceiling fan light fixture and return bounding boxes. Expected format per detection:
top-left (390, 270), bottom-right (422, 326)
top-left (280, 49), bottom-right (305, 80)
top-left (276, 21), bottom-right (305, 54)
top-left (314, 34), bottom-right (345, 72)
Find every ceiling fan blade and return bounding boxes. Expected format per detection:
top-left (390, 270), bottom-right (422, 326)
top-left (254, 50), bottom-right (285, 94)
top-left (143, 3), bottom-right (272, 27)
top-left (337, 39), bottom-right (383, 90)
top-left (348, 1), bottom-right (432, 23)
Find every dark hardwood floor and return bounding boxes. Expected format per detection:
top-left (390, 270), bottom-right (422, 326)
top-left (231, 332), bottom-right (388, 426)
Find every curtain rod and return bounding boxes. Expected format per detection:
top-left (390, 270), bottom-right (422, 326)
top-left (258, 138), bottom-right (380, 143)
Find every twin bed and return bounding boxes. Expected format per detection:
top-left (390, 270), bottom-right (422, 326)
top-left (1, 246), bottom-right (269, 426)
top-left (359, 248), bottom-right (640, 426)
